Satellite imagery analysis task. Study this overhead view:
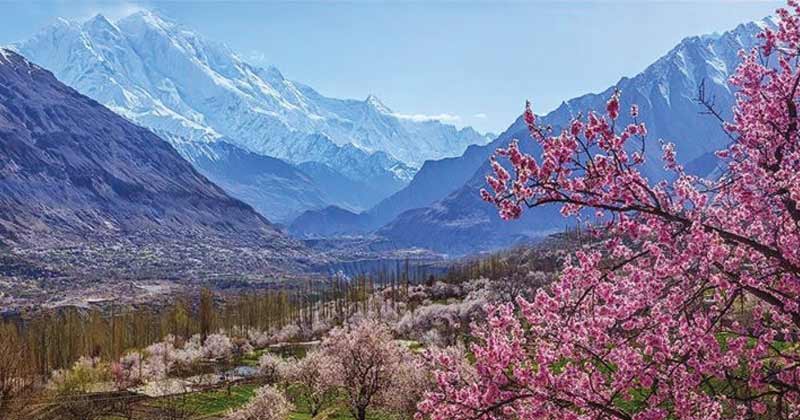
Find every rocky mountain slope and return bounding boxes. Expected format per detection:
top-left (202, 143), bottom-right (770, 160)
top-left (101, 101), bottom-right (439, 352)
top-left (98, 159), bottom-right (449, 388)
top-left (168, 138), bottom-right (329, 223)
top-left (296, 161), bottom-right (386, 212)
top-left (372, 19), bottom-right (768, 254)
top-left (0, 49), bottom-right (316, 282)
top-left (289, 139), bottom-right (495, 236)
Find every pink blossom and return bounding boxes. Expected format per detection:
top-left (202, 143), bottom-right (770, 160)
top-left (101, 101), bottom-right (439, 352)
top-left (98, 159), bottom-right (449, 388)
top-left (523, 100), bottom-right (536, 133)
top-left (606, 89), bottom-right (621, 120)
top-left (323, 319), bottom-right (417, 420)
top-left (449, 4), bottom-right (800, 419)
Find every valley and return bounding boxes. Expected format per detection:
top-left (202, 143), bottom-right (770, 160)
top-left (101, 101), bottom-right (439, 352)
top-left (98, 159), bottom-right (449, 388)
top-left (1, 2), bottom-right (799, 420)
top-left (0, 8), bottom-right (775, 313)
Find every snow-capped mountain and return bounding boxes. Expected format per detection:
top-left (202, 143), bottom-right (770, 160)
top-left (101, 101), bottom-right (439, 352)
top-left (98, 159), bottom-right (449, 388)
top-left (14, 11), bottom-right (489, 181)
top-left (0, 48), bottom-right (314, 277)
top-left (368, 19), bottom-right (772, 254)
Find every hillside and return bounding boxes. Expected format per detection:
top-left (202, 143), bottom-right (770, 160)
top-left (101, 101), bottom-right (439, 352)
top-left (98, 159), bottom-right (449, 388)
top-left (0, 49), bottom-right (316, 296)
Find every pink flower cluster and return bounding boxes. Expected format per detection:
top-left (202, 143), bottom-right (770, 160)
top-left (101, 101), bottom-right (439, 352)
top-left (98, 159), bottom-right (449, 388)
top-left (424, 3), bottom-right (800, 419)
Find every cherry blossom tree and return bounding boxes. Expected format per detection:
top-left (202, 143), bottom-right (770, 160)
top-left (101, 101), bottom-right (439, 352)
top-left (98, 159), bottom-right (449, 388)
top-left (284, 349), bottom-right (338, 417)
top-left (111, 352), bottom-right (144, 389)
top-left (231, 336), bottom-right (254, 359)
top-left (395, 292), bottom-right (487, 346)
top-left (173, 335), bottom-right (204, 369)
top-left (385, 347), bottom-right (460, 420)
top-left (323, 319), bottom-right (413, 420)
top-left (247, 328), bottom-right (272, 348)
top-left (271, 324), bottom-right (302, 344)
top-left (144, 338), bottom-right (177, 379)
top-left (257, 352), bottom-right (291, 384)
top-left (225, 385), bottom-right (293, 420)
top-left (421, 3), bottom-right (800, 419)
top-left (202, 333), bottom-right (234, 361)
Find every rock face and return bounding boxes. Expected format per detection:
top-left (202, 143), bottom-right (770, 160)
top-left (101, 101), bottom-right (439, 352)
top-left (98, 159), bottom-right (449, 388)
top-left (0, 49), bottom-right (315, 279)
top-left (14, 11), bottom-right (490, 220)
top-left (375, 19), bottom-right (770, 255)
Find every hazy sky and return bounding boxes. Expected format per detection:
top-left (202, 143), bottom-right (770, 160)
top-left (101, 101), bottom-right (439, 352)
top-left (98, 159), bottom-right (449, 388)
top-left (0, 1), bottom-right (783, 133)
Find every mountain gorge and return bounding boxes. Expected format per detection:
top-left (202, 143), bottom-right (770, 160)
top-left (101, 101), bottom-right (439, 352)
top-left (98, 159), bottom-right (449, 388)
top-left (14, 11), bottom-right (490, 221)
top-left (168, 138), bottom-right (328, 223)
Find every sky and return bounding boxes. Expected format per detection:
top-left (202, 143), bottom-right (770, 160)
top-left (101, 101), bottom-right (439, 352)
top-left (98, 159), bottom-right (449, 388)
top-left (0, 0), bottom-right (783, 134)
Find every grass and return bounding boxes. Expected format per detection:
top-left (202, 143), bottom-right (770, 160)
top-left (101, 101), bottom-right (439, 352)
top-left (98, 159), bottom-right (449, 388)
top-left (289, 408), bottom-right (354, 420)
top-left (144, 377), bottom-right (382, 419)
top-left (284, 386), bottom-right (400, 420)
top-left (148, 383), bottom-right (259, 417)
top-left (285, 385), bottom-right (351, 420)
top-left (238, 344), bottom-right (315, 367)
top-left (186, 383), bottom-right (258, 415)
top-left (168, 381), bottom-right (393, 420)
top-left (269, 343), bottom-right (314, 359)
top-left (396, 340), bottom-right (423, 353)
top-left (238, 348), bottom-right (268, 367)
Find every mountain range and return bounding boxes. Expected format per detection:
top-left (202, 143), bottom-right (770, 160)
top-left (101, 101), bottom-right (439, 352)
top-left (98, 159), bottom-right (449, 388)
top-left (13, 12), bottom-right (490, 222)
top-left (2, 11), bottom-right (773, 260)
top-left (293, 18), bottom-right (770, 255)
top-left (0, 49), bottom-right (315, 282)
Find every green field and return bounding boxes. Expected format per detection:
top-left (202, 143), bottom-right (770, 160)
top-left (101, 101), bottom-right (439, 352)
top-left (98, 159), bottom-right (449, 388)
top-left (142, 381), bottom-right (396, 419)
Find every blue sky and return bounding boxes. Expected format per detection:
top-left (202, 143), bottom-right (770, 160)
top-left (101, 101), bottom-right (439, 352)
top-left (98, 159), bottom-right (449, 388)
top-left (0, 1), bottom-right (782, 133)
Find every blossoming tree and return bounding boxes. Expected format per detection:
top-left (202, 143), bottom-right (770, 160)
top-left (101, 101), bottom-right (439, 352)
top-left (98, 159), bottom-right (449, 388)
top-left (284, 349), bottom-right (338, 418)
top-left (258, 352), bottom-right (290, 384)
top-left (323, 319), bottom-right (414, 420)
top-left (421, 3), bottom-right (800, 419)
top-left (225, 385), bottom-right (293, 420)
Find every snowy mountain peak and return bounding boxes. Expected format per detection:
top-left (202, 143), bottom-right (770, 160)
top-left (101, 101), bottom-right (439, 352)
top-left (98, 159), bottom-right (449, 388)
top-left (0, 47), bottom-right (313, 274)
top-left (365, 94), bottom-right (392, 114)
top-left (260, 65), bottom-right (285, 81)
top-left (0, 48), bottom-right (13, 63)
top-left (16, 9), bottom-right (489, 176)
top-left (733, 16), bottom-right (777, 35)
top-left (371, 16), bottom-right (776, 254)
top-left (85, 14), bottom-right (115, 29)
top-left (119, 9), bottom-right (175, 31)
